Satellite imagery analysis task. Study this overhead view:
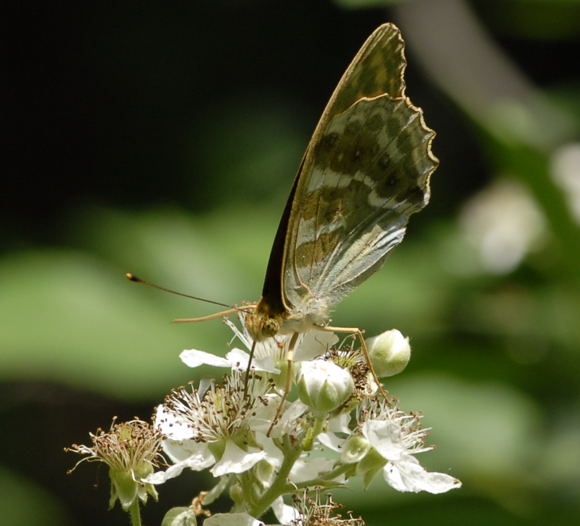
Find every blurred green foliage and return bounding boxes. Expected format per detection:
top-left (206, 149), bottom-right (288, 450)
top-left (3, 0), bottom-right (580, 525)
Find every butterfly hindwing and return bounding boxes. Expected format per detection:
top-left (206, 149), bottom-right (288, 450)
top-left (284, 95), bottom-right (437, 313)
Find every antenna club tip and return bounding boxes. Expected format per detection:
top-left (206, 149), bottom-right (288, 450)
top-left (126, 273), bottom-right (140, 282)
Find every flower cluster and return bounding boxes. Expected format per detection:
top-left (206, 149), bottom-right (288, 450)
top-left (67, 318), bottom-right (461, 525)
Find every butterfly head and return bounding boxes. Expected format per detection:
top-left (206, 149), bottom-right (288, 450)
top-left (244, 298), bottom-right (287, 342)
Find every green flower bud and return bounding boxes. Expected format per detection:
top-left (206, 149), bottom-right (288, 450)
top-left (297, 360), bottom-right (354, 413)
top-left (161, 507), bottom-right (197, 526)
top-left (367, 329), bottom-right (411, 377)
top-left (340, 435), bottom-right (371, 464)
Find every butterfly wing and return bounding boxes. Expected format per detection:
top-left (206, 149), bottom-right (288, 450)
top-left (277, 23), bottom-right (438, 317)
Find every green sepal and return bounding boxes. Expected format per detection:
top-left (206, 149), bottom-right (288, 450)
top-left (109, 469), bottom-right (138, 511)
top-left (362, 465), bottom-right (383, 489)
top-left (357, 448), bottom-right (387, 489)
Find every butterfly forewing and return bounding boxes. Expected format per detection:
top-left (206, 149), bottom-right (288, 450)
top-left (316, 23), bottom-right (406, 125)
top-left (278, 24), bottom-right (438, 318)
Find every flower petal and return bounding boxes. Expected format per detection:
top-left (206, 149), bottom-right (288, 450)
top-left (295, 331), bottom-right (338, 362)
top-left (384, 455), bottom-right (461, 494)
top-left (271, 496), bottom-right (301, 525)
top-left (328, 413), bottom-right (351, 434)
top-left (254, 432), bottom-right (284, 469)
top-left (144, 462), bottom-right (187, 485)
top-left (210, 440), bottom-right (266, 477)
top-left (362, 420), bottom-right (405, 461)
top-left (318, 412), bottom-right (351, 451)
top-left (162, 439), bottom-right (215, 469)
top-left (289, 458), bottom-right (338, 483)
top-left (180, 349), bottom-right (231, 368)
top-left (224, 348), bottom-right (250, 369)
top-left (277, 399), bottom-right (309, 427)
top-left (225, 348), bottom-right (280, 373)
top-left (249, 394), bottom-right (282, 434)
top-left (153, 405), bottom-right (194, 441)
top-left (144, 446), bottom-right (216, 485)
top-left (317, 431), bottom-right (346, 452)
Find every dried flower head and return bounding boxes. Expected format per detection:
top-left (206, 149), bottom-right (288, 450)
top-left (292, 490), bottom-right (365, 526)
top-left (66, 417), bottom-right (163, 510)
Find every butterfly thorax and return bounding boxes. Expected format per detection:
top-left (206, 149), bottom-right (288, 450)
top-left (245, 296), bottom-right (329, 341)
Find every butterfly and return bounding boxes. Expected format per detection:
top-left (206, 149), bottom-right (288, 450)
top-left (243, 23), bottom-right (438, 349)
top-left (134, 23), bottom-right (438, 422)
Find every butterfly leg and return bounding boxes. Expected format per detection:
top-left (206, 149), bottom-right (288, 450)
top-left (266, 331), bottom-right (299, 436)
top-left (243, 339), bottom-right (258, 397)
top-left (321, 325), bottom-right (388, 400)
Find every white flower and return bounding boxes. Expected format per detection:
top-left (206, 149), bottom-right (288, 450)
top-left (179, 316), bottom-right (338, 376)
top-left (146, 372), bottom-right (277, 484)
top-left (361, 415), bottom-right (461, 494)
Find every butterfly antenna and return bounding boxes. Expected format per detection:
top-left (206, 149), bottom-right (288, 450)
top-left (125, 273), bottom-right (233, 309)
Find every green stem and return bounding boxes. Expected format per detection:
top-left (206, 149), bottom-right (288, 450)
top-left (249, 440), bottom-right (302, 518)
top-left (302, 416), bottom-right (325, 451)
top-left (128, 500), bottom-right (142, 526)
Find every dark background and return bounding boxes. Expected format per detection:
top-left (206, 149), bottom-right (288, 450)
top-left (2, 1), bottom-right (580, 525)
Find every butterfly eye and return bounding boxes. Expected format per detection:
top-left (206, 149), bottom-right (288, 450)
top-left (262, 318), bottom-right (280, 338)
